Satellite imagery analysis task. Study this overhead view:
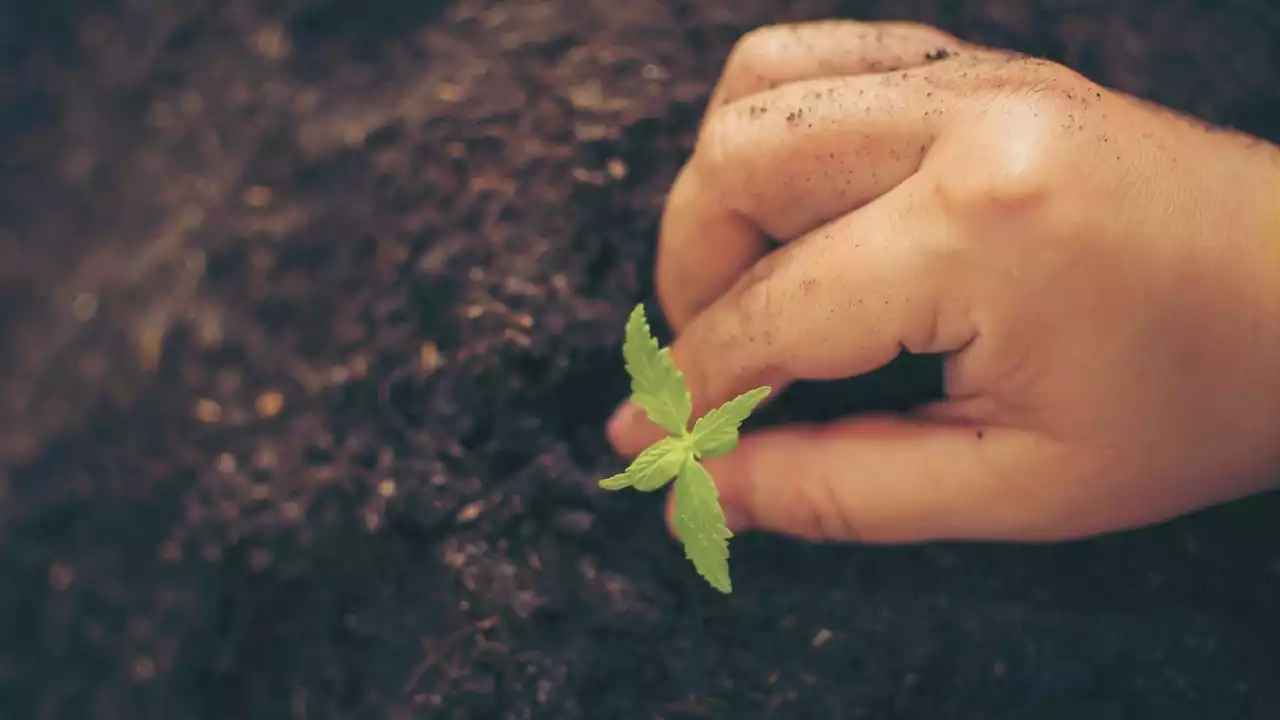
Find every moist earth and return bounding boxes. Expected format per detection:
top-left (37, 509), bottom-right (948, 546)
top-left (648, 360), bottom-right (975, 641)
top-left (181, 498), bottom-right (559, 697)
top-left (1, 0), bottom-right (1279, 718)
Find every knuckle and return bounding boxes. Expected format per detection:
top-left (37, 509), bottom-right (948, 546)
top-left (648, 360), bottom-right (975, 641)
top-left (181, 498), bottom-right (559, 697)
top-left (730, 245), bottom-right (809, 346)
top-left (724, 25), bottom-right (785, 84)
top-left (696, 102), bottom-right (734, 166)
top-left (930, 99), bottom-right (1061, 219)
top-left (686, 267), bottom-right (784, 389)
top-left (693, 104), bottom-right (752, 209)
top-left (731, 256), bottom-right (786, 349)
top-left (789, 439), bottom-right (858, 541)
top-left (652, 261), bottom-right (688, 330)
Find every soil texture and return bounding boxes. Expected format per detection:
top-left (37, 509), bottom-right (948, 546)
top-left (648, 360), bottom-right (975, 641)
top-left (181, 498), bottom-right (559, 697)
top-left (2, 0), bottom-right (1279, 718)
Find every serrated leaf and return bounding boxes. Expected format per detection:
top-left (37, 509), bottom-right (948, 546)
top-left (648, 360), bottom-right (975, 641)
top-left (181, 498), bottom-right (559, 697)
top-left (622, 304), bottom-right (691, 436)
top-left (598, 436), bottom-right (689, 492)
top-left (690, 386), bottom-right (771, 459)
top-left (671, 459), bottom-right (733, 593)
top-left (633, 442), bottom-right (691, 492)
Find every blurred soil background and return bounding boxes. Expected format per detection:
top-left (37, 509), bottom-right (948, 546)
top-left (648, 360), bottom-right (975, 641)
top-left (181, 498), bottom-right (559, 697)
top-left (1, 0), bottom-right (1278, 718)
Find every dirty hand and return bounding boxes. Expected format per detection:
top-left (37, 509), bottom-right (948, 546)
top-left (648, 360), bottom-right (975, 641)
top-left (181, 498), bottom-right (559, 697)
top-left (606, 20), bottom-right (1280, 544)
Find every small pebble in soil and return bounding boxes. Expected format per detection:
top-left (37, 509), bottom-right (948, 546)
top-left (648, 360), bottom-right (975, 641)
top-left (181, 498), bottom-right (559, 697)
top-left (132, 657), bottom-right (156, 682)
top-left (47, 562), bottom-right (74, 591)
top-left (419, 342), bottom-right (441, 372)
top-left (811, 628), bottom-right (833, 648)
top-left (242, 185), bottom-right (273, 207)
top-left (457, 501), bottom-right (485, 522)
top-left (553, 509), bottom-right (595, 534)
top-left (194, 398), bottom-right (222, 422)
top-left (254, 390), bottom-right (284, 417)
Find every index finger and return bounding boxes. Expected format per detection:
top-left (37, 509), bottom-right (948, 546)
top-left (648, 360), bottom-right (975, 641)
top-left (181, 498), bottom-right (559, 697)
top-left (704, 20), bottom-right (966, 118)
top-left (611, 180), bottom-right (973, 457)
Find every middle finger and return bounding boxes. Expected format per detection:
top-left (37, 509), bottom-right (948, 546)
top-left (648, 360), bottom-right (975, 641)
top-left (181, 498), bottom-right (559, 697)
top-left (658, 66), bottom-right (969, 327)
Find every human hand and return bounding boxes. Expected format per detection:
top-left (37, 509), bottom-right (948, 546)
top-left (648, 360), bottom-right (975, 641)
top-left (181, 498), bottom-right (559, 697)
top-left (606, 20), bottom-right (1280, 544)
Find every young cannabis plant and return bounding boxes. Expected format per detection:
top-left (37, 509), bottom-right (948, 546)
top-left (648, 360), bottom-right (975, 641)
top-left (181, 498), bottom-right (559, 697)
top-left (599, 303), bottom-right (770, 594)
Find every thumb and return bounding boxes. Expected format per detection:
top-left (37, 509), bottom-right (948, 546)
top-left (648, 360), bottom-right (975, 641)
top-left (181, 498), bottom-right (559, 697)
top-left (665, 414), bottom-right (1060, 544)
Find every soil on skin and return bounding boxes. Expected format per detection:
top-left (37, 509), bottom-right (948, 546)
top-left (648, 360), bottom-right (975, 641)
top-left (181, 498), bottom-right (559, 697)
top-left (2, 1), bottom-right (1279, 718)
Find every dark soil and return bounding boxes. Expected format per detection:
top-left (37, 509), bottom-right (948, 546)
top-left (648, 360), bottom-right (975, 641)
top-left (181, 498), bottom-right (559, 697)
top-left (2, 0), bottom-right (1279, 718)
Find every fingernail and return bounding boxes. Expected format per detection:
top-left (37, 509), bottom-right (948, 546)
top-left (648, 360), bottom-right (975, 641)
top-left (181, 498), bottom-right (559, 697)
top-left (606, 401), bottom-right (638, 441)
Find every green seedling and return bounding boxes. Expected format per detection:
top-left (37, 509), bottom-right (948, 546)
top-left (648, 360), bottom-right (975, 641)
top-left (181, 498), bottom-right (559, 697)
top-left (599, 303), bottom-right (770, 593)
